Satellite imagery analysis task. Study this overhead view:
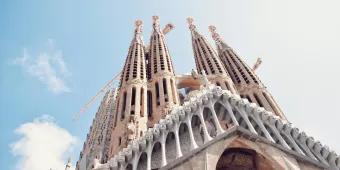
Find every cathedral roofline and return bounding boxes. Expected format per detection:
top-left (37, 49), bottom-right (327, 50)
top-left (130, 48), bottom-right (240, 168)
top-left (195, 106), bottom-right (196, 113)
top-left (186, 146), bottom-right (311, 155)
top-left (94, 85), bottom-right (340, 170)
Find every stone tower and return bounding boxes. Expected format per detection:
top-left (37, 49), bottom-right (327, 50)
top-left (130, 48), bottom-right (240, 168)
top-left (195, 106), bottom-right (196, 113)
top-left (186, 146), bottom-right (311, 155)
top-left (108, 20), bottom-right (148, 157)
top-left (77, 18), bottom-right (340, 170)
top-left (76, 89), bottom-right (117, 169)
top-left (209, 25), bottom-right (286, 119)
top-left (146, 16), bottom-right (179, 127)
top-left (187, 18), bottom-right (237, 94)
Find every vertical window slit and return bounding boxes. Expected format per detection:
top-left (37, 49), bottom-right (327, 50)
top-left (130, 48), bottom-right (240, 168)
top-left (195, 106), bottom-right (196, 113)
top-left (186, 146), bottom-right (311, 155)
top-left (155, 82), bottom-right (160, 106)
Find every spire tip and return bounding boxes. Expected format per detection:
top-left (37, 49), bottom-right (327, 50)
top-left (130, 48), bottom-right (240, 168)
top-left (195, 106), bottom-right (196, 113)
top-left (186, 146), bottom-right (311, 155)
top-left (186, 17), bottom-right (196, 30)
top-left (208, 25), bottom-right (216, 33)
top-left (208, 25), bottom-right (220, 41)
top-left (152, 16), bottom-right (160, 29)
top-left (187, 17), bottom-right (194, 25)
top-left (134, 20), bottom-right (143, 34)
top-left (135, 20), bottom-right (143, 27)
top-left (152, 15), bottom-right (160, 22)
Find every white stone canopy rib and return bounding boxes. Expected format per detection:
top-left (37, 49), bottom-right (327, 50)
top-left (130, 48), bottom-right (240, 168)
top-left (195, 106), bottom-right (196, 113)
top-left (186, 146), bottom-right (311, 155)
top-left (93, 85), bottom-right (340, 170)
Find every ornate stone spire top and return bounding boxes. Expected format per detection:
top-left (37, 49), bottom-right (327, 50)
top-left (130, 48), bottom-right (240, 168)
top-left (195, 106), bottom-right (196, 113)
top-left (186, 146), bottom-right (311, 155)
top-left (134, 20), bottom-right (143, 35)
top-left (152, 15), bottom-right (160, 31)
top-left (187, 17), bottom-right (196, 31)
top-left (208, 25), bottom-right (220, 41)
top-left (133, 20), bottom-right (143, 44)
top-left (208, 25), bottom-right (230, 50)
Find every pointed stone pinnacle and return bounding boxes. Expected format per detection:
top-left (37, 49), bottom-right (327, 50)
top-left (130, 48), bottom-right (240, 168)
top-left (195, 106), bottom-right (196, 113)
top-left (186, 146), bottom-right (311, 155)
top-left (134, 20), bottom-right (143, 34)
top-left (208, 25), bottom-right (220, 41)
top-left (187, 17), bottom-right (196, 31)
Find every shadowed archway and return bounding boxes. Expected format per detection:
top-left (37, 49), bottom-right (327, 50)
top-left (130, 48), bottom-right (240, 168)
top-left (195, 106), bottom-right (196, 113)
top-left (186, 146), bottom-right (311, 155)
top-left (137, 152), bottom-right (147, 170)
top-left (216, 148), bottom-right (257, 170)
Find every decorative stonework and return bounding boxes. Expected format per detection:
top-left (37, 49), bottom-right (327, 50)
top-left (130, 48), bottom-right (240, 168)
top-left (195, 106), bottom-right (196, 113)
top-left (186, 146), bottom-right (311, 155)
top-left (77, 18), bottom-right (338, 170)
top-left (93, 85), bottom-right (340, 170)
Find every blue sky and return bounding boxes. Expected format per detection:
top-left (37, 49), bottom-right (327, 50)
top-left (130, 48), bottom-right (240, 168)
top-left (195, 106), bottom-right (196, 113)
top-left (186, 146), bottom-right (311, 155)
top-left (1, 0), bottom-right (340, 170)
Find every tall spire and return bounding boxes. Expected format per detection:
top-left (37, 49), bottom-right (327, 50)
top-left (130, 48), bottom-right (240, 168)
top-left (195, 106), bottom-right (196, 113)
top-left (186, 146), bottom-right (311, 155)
top-left (133, 20), bottom-right (143, 44)
top-left (208, 25), bottom-right (231, 50)
top-left (147, 16), bottom-right (179, 127)
top-left (209, 25), bottom-right (286, 120)
top-left (152, 15), bottom-right (161, 31)
top-left (108, 19), bottom-right (148, 157)
top-left (187, 17), bottom-right (237, 93)
top-left (120, 20), bottom-right (147, 86)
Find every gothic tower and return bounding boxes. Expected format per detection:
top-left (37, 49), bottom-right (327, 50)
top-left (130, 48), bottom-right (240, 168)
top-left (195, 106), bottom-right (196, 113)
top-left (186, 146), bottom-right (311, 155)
top-left (209, 25), bottom-right (286, 120)
top-left (108, 20), bottom-right (148, 157)
top-left (76, 89), bottom-right (117, 169)
top-left (187, 18), bottom-right (237, 94)
top-left (146, 16), bottom-right (180, 127)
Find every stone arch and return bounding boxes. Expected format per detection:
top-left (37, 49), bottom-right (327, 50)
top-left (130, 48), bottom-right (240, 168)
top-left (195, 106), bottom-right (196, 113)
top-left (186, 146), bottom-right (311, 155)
top-left (126, 164), bottom-right (132, 170)
top-left (215, 147), bottom-right (280, 170)
top-left (216, 148), bottom-right (257, 170)
top-left (178, 123), bottom-right (191, 154)
top-left (263, 124), bottom-right (280, 144)
top-left (165, 132), bottom-right (177, 163)
top-left (203, 107), bottom-right (217, 137)
top-left (248, 116), bottom-right (266, 138)
top-left (151, 142), bottom-right (162, 169)
top-left (136, 152), bottom-right (147, 170)
top-left (190, 115), bottom-right (204, 146)
top-left (280, 132), bottom-right (296, 151)
top-left (213, 139), bottom-right (286, 170)
top-left (233, 107), bottom-right (250, 130)
top-left (214, 102), bottom-right (234, 130)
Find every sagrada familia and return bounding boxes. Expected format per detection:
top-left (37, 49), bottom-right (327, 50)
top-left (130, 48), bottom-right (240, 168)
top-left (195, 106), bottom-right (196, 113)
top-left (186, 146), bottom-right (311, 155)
top-left (71, 16), bottom-right (340, 170)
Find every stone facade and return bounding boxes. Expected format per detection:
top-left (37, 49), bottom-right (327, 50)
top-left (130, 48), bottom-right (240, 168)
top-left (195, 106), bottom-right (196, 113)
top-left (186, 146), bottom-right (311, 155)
top-left (76, 17), bottom-right (339, 170)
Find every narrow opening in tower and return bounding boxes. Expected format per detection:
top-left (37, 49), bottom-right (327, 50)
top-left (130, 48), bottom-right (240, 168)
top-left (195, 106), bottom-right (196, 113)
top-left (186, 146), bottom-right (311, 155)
top-left (121, 91), bottom-right (127, 120)
top-left (147, 90), bottom-right (153, 117)
top-left (155, 82), bottom-right (160, 106)
top-left (140, 88), bottom-right (144, 117)
top-left (131, 87), bottom-right (136, 106)
top-left (163, 78), bottom-right (168, 102)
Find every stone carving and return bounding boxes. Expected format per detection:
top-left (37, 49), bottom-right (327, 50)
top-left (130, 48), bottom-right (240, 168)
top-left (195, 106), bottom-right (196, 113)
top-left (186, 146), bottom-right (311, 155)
top-left (92, 84), bottom-right (339, 170)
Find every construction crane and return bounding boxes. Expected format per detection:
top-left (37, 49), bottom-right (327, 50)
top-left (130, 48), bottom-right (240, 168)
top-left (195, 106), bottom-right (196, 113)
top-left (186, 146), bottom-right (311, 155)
top-left (73, 72), bottom-right (121, 120)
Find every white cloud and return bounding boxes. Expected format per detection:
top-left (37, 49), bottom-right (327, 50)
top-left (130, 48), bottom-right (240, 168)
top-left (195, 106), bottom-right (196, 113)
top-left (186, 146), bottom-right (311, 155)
top-left (13, 40), bottom-right (71, 94)
top-left (10, 115), bottom-right (77, 170)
